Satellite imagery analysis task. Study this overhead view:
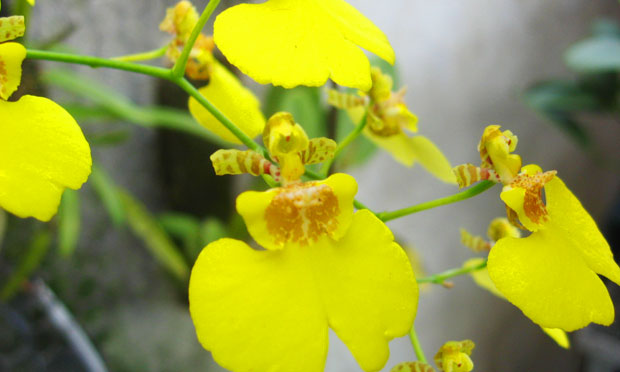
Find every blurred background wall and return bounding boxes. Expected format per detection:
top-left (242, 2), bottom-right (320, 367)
top-left (12, 0), bottom-right (619, 371)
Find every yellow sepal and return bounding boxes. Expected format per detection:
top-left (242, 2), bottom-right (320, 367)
top-left (188, 63), bottom-right (265, 144)
top-left (0, 42), bottom-right (26, 100)
top-left (213, 0), bottom-right (394, 90)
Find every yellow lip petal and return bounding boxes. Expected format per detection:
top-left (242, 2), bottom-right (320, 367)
top-left (188, 63), bottom-right (265, 144)
top-left (0, 42), bottom-right (26, 100)
top-left (189, 210), bottom-right (417, 372)
top-left (236, 173), bottom-right (357, 250)
top-left (488, 228), bottom-right (615, 331)
top-left (544, 177), bottom-right (620, 285)
top-left (189, 238), bottom-right (328, 372)
top-left (0, 96), bottom-right (91, 221)
top-left (309, 209), bottom-right (418, 371)
top-left (214, 0), bottom-right (394, 89)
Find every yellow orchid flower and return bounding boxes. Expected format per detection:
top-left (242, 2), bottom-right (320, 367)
top-left (329, 67), bottom-right (456, 184)
top-left (0, 42), bottom-right (91, 221)
top-left (189, 173), bottom-right (418, 372)
top-left (433, 340), bottom-right (474, 372)
top-left (188, 62), bottom-right (265, 144)
top-left (488, 172), bottom-right (620, 331)
top-left (454, 125), bottom-right (620, 332)
top-left (213, 0), bottom-right (394, 90)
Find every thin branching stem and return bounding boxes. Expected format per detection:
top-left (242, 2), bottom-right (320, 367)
top-left (377, 181), bottom-right (497, 222)
top-left (417, 259), bottom-right (487, 285)
top-left (171, 0), bottom-right (221, 78)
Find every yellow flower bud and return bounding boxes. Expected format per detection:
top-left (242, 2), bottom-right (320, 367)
top-left (159, 0), bottom-right (199, 40)
top-left (478, 125), bottom-right (521, 184)
top-left (263, 112), bottom-right (309, 183)
top-left (486, 217), bottom-right (521, 242)
top-left (368, 66), bottom-right (393, 102)
top-left (391, 361), bottom-right (436, 372)
top-left (434, 340), bottom-right (475, 372)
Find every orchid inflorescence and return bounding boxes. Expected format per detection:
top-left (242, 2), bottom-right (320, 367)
top-left (0, 0), bottom-right (618, 371)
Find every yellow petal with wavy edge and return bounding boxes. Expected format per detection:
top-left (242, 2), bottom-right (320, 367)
top-left (465, 259), bottom-right (571, 348)
top-left (214, 0), bottom-right (394, 90)
top-left (545, 177), bottom-right (620, 285)
top-left (188, 210), bottom-right (417, 372)
top-left (236, 173), bottom-right (357, 250)
top-left (309, 209), bottom-right (417, 371)
top-left (188, 63), bottom-right (265, 144)
top-left (0, 42), bottom-right (26, 100)
top-left (0, 96), bottom-right (91, 221)
top-left (488, 226), bottom-right (615, 331)
top-left (189, 238), bottom-right (328, 372)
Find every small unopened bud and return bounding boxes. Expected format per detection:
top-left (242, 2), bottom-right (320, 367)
top-left (391, 361), bottom-right (436, 372)
top-left (434, 340), bottom-right (475, 372)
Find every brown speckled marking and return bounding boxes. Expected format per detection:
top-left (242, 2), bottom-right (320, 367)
top-left (509, 170), bottom-right (556, 225)
top-left (265, 182), bottom-right (340, 246)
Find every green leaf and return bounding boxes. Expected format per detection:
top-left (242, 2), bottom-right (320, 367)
top-left (592, 19), bottom-right (620, 38)
top-left (119, 190), bottom-right (189, 282)
top-left (57, 190), bottom-right (81, 257)
top-left (540, 110), bottom-right (590, 148)
top-left (40, 69), bottom-right (231, 145)
top-left (1, 230), bottom-right (51, 301)
top-left (264, 86), bottom-right (328, 139)
top-left (524, 80), bottom-right (600, 112)
top-left (334, 109), bottom-right (378, 169)
top-left (158, 212), bottom-right (201, 260)
top-left (89, 163), bottom-right (126, 226)
top-left (85, 130), bottom-right (131, 147)
top-left (565, 37), bottom-right (620, 73)
top-left (199, 218), bottom-right (228, 246)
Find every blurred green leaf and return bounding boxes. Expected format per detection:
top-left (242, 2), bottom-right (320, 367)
top-left (264, 86), bottom-right (328, 139)
top-left (158, 213), bottom-right (201, 239)
top-left (119, 190), bottom-right (189, 282)
top-left (158, 212), bottom-right (201, 260)
top-left (57, 190), bottom-right (81, 257)
top-left (592, 19), bottom-right (620, 38)
top-left (524, 80), bottom-right (600, 112)
top-left (41, 69), bottom-right (231, 146)
top-left (1, 230), bottom-right (51, 301)
top-left (541, 110), bottom-right (590, 148)
top-left (565, 37), bottom-right (620, 73)
top-left (199, 218), bottom-right (227, 246)
top-left (334, 106), bottom-right (377, 169)
top-left (90, 163), bottom-right (126, 226)
top-left (85, 130), bottom-right (131, 147)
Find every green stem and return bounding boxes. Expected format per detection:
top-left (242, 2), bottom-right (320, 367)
top-left (377, 181), bottom-right (496, 222)
top-left (320, 112), bottom-right (368, 176)
top-left (112, 45), bottom-right (168, 62)
top-left (171, 0), bottom-right (221, 78)
top-left (26, 49), bottom-right (173, 80)
top-left (417, 259), bottom-right (487, 285)
top-left (409, 325), bottom-right (428, 364)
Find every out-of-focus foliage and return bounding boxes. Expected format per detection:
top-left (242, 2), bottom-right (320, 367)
top-left (524, 19), bottom-right (619, 151)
